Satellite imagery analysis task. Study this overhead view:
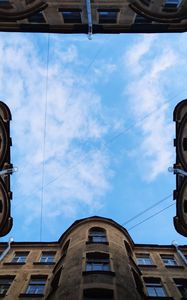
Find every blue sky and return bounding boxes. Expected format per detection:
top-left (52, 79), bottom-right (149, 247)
top-left (0, 31), bottom-right (187, 245)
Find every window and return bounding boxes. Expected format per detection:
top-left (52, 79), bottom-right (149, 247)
top-left (39, 252), bottom-right (55, 263)
top-left (88, 227), bottom-right (107, 243)
top-left (62, 239), bottom-right (70, 256)
top-left (83, 288), bottom-right (114, 299)
top-left (136, 254), bottom-right (153, 265)
top-left (124, 241), bottom-right (133, 258)
top-left (59, 9), bottom-right (82, 23)
top-left (160, 254), bottom-right (178, 266)
top-left (98, 10), bottom-right (118, 24)
top-left (174, 278), bottom-right (187, 298)
top-left (134, 15), bottom-right (152, 24)
top-left (144, 278), bottom-right (167, 297)
top-left (0, 0), bottom-right (12, 8)
top-left (164, 0), bottom-right (181, 7)
top-left (86, 252), bottom-right (110, 272)
top-left (0, 277), bottom-right (14, 295)
top-left (28, 12), bottom-right (46, 23)
top-left (26, 277), bottom-right (47, 295)
top-left (11, 252), bottom-right (28, 263)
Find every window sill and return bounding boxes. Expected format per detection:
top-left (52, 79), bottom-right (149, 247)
top-left (147, 297), bottom-right (173, 300)
top-left (86, 241), bottom-right (109, 245)
top-left (82, 270), bottom-right (115, 276)
top-left (165, 265), bottom-right (184, 269)
top-left (3, 262), bottom-right (25, 265)
top-left (33, 262), bottom-right (55, 265)
top-left (19, 294), bottom-right (44, 298)
top-left (138, 264), bottom-right (157, 268)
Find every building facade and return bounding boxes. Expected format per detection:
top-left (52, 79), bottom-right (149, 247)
top-left (0, 0), bottom-right (187, 34)
top-left (0, 216), bottom-right (186, 300)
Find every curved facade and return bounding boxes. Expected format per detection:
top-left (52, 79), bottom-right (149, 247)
top-left (0, 216), bottom-right (186, 299)
top-left (0, 0), bottom-right (187, 34)
top-left (47, 216), bottom-right (146, 300)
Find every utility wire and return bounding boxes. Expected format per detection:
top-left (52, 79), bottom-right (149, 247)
top-left (128, 202), bottom-right (175, 231)
top-left (40, 33), bottom-right (50, 242)
top-left (122, 193), bottom-right (172, 226)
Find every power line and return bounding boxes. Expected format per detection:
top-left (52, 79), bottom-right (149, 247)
top-left (40, 33), bottom-right (50, 242)
top-left (122, 193), bottom-right (172, 226)
top-left (128, 202), bottom-right (175, 231)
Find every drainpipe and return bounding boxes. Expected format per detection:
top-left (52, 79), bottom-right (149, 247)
top-left (172, 240), bottom-right (187, 265)
top-left (0, 237), bottom-right (14, 262)
top-left (86, 0), bottom-right (92, 40)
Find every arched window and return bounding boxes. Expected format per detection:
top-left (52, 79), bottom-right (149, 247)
top-left (86, 252), bottom-right (110, 272)
top-left (88, 227), bottom-right (107, 243)
top-left (124, 240), bottom-right (133, 257)
top-left (83, 288), bottom-right (114, 299)
top-left (62, 239), bottom-right (70, 256)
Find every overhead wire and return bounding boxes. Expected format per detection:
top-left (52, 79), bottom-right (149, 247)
top-left (40, 33), bottom-right (50, 242)
top-left (128, 202), bottom-right (175, 231)
top-left (121, 193), bottom-right (173, 226)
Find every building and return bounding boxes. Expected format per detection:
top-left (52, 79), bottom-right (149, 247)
top-left (0, 216), bottom-right (186, 299)
top-left (0, 0), bottom-right (187, 34)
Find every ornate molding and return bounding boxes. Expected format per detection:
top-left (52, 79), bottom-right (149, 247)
top-left (130, 0), bottom-right (187, 23)
top-left (0, 1), bottom-right (47, 21)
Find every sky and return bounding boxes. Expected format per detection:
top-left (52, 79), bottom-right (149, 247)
top-left (0, 31), bottom-right (187, 245)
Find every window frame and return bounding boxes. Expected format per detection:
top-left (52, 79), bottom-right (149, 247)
top-left (174, 278), bottom-right (187, 298)
top-left (11, 251), bottom-right (29, 264)
top-left (136, 253), bottom-right (153, 266)
top-left (0, 276), bottom-right (14, 296)
top-left (144, 277), bottom-right (167, 298)
top-left (85, 252), bottom-right (112, 273)
top-left (160, 254), bottom-right (178, 267)
top-left (39, 251), bottom-right (56, 264)
top-left (88, 227), bottom-right (108, 244)
top-left (22, 276), bottom-right (47, 296)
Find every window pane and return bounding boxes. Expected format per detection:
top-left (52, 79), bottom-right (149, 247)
top-left (26, 278), bottom-right (46, 294)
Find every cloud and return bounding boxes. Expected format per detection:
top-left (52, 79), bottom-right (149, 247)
top-left (0, 33), bottom-right (118, 236)
top-left (124, 35), bottom-right (177, 181)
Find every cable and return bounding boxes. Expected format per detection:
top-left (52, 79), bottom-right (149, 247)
top-left (122, 193), bottom-right (172, 226)
top-left (128, 202), bottom-right (175, 231)
top-left (40, 33), bottom-right (50, 242)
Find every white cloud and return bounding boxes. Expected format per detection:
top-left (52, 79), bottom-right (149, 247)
top-left (124, 35), bottom-right (177, 180)
top-left (0, 33), bottom-right (117, 235)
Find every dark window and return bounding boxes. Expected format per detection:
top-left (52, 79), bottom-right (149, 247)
top-left (83, 288), bottom-right (114, 299)
top-left (86, 252), bottom-right (110, 272)
top-left (174, 278), bottom-right (187, 298)
top-left (0, 0), bottom-right (12, 8)
top-left (26, 277), bottom-right (47, 295)
top-left (12, 252), bottom-right (29, 263)
top-left (59, 9), bottom-right (82, 23)
top-left (160, 254), bottom-right (178, 266)
top-left (51, 267), bottom-right (62, 291)
top-left (164, 0), bottom-right (181, 7)
top-left (88, 227), bottom-right (107, 243)
top-left (62, 240), bottom-right (70, 256)
top-left (134, 15), bottom-right (152, 24)
top-left (39, 252), bottom-right (55, 263)
top-left (0, 277), bottom-right (14, 295)
top-left (124, 241), bottom-right (133, 257)
top-left (98, 10), bottom-right (118, 24)
top-left (144, 278), bottom-right (167, 297)
top-left (136, 254), bottom-right (153, 265)
top-left (28, 12), bottom-right (46, 23)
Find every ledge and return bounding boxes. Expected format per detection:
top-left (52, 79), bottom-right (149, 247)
top-left (86, 241), bottom-right (109, 245)
top-left (19, 294), bottom-right (44, 298)
top-left (138, 264), bottom-right (157, 268)
top-left (165, 265), bottom-right (184, 269)
top-left (82, 270), bottom-right (115, 276)
top-left (147, 297), bottom-right (174, 300)
top-left (3, 262), bottom-right (25, 265)
top-left (33, 262), bottom-right (55, 265)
